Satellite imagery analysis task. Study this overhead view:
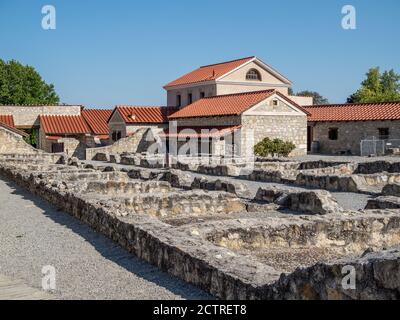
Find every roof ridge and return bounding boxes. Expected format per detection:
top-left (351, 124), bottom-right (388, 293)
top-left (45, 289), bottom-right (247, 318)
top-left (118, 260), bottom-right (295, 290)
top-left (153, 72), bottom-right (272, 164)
top-left (305, 101), bottom-right (400, 108)
top-left (116, 105), bottom-right (167, 108)
top-left (200, 56), bottom-right (255, 68)
top-left (0, 104), bottom-right (83, 107)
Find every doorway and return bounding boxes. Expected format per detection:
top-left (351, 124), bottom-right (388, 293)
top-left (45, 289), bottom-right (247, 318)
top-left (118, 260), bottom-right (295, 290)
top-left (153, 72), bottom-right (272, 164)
top-left (307, 126), bottom-right (313, 152)
top-left (52, 142), bottom-right (64, 153)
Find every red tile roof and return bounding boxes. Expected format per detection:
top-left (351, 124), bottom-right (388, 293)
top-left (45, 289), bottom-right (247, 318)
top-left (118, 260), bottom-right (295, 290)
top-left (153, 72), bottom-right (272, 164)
top-left (160, 125), bottom-right (242, 138)
top-left (164, 56), bottom-right (255, 88)
top-left (0, 115), bottom-right (15, 128)
top-left (305, 102), bottom-right (400, 122)
top-left (40, 115), bottom-right (91, 135)
top-left (82, 109), bottom-right (113, 135)
top-left (169, 90), bottom-right (307, 119)
top-left (114, 106), bottom-right (179, 124)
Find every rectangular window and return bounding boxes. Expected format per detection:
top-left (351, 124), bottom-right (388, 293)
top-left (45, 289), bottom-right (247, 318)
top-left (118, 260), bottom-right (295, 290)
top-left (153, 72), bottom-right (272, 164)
top-left (200, 92), bottom-right (205, 99)
top-left (378, 128), bottom-right (389, 140)
top-left (328, 128), bottom-right (338, 141)
top-left (188, 93), bottom-right (193, 104)
top-left (176, 95), bottom-right (181, 107)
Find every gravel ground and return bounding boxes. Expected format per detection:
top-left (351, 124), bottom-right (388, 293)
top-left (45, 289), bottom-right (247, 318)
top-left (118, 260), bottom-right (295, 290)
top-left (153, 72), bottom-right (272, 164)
top-left (0, 178), bottom-right (212, 300)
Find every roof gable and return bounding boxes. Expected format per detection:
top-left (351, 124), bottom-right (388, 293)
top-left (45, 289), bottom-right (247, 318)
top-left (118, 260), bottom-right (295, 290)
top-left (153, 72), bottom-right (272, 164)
top-left (40, 115), bottom-right (91, 135)
top-left (243, 95), bottom-right (307, 115)
top-left (305, 102), bottom-right (400, 122)
top-left (169, 90), bottom-right (308, 119)
top-left (113, 106), bottom-right (179, 124)
top-left (82, 109), bottom-right (113, 135)
top-left (164, 57), bottom-right (255, 88)
top-left (164, 56), bottom-right (292, 88)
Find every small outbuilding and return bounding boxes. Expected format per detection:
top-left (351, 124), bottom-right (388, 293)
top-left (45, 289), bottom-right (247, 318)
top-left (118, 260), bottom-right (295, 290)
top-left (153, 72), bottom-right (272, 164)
top-left (305, 102), bottom-right (400, 155)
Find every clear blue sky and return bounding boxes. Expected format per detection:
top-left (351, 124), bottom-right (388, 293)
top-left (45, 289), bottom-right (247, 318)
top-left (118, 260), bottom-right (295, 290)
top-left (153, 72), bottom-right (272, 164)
top-left (0, 0), bottom-right (399, 108)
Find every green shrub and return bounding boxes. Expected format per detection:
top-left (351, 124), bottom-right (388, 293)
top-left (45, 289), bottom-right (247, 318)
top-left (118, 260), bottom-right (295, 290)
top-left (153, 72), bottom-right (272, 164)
top-left (254, 137), bottom-right (296, 157)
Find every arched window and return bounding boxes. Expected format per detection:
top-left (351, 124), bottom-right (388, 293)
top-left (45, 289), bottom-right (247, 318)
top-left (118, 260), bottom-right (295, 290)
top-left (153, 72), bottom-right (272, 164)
top-left (246, 69), bottom-right (262, 81)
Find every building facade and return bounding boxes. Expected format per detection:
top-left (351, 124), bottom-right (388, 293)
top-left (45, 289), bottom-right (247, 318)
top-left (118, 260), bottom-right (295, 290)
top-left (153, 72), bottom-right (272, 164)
top-left (164, 56), bottom-right (313, 108)
top-left (305, 102), bottom-right (400, 155)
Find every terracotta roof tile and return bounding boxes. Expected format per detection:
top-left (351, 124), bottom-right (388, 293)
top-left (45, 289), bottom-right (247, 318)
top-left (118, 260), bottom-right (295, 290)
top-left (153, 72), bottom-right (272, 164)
top-left (169, 90), bottom-right (307, 119)
top-left (115, 106), bottom-right (179, 124)
top-left (305, 102), bottom-right (400, 122)
top-left (82, 109), bottom-right (113, 135)
top-left (0, 115), bottom-right (15, 128)
top-left (40, 115), bottom-right (91, 135)
top-left (164, 56), bottom-right (255, 87)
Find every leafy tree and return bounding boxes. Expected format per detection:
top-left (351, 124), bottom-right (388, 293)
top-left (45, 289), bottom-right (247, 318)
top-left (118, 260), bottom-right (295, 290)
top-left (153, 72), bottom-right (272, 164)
top-left (347, 67), bottom-right (400, 103)
top-left (254, 137), bottom-right (296, 157)
top-left (288, 88), bottom-right (329, 105)
top-left (0, 59), bottom-right (59, 105)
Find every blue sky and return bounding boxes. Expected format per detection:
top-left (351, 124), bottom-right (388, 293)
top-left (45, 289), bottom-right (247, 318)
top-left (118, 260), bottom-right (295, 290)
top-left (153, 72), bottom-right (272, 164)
top-left (0, 0), bottom-right (399, 108)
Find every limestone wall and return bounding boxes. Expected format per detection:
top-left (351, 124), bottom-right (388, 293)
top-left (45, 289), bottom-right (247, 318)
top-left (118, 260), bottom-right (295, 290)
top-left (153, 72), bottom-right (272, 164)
top-left (311, 120), bottom-right (400, 155)
top-left (0, 105), bottom-right (81, 128)
top-left (241, 114), bottom-right (308, 157)
top-left (0, 126), bottom-right (41, 154)
top-left (86, 128), bottom-right (154, 160)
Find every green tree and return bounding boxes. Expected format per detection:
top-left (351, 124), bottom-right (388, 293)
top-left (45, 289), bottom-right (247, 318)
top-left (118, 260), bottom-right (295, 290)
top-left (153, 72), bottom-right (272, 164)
top-left (348, 67), bottom-right (400, 103)
top-left (254, 137), bottom-right (296, 157)
top-left (0, 59), bottom-right (59, 105)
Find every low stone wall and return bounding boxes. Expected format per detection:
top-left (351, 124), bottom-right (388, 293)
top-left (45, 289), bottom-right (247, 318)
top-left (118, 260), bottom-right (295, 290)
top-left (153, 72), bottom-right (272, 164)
top-left (354, 161), bottom-right (400, 174)
top-left (264, 248), bottom-right (400, 299)
top-left (366, 196), bottom-right (400, 209)
top-left (254, 187), bottom-right (343, 215)
top-left (294, 172), bottom-right (399, 194)
top-left (295, 173), bottom-right (360, 193)
top-left (382, 183), bottom-right (400, 196)
top-left (2, 155), bottom-right (400, 299)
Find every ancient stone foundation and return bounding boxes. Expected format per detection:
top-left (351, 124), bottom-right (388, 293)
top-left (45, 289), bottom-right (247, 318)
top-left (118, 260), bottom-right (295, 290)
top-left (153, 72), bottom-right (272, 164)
top-left (1, 152), bottom-right (400, 300)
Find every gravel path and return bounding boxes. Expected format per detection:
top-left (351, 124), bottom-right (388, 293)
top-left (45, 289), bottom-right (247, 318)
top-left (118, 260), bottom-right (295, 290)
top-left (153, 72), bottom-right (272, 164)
top-left (0, 178), bottom-right (212, 300)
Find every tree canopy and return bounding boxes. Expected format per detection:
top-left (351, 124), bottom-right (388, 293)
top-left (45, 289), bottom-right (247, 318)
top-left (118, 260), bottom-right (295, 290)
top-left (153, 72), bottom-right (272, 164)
top-left (288, 88), bottom-right (329, 105)
top-left (0, 59), bottom-right (59, 105)
top-left (348, 67), bottom-right (400, 103)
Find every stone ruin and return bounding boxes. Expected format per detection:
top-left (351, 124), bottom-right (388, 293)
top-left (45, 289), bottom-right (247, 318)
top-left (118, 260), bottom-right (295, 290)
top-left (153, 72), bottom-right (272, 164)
top-left (1, 153), bottom-right (400, 299)
top-left (1, 129), bottom-right (400, 299)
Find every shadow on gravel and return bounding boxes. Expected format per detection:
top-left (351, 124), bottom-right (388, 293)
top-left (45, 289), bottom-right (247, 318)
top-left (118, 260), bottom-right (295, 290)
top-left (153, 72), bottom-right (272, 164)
top-left (3, 179), bottom-right (213, 300)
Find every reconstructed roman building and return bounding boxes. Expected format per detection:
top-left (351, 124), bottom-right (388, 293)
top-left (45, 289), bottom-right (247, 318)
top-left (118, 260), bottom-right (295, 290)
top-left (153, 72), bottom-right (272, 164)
top-left (2, 55), bottom-right (400, 158)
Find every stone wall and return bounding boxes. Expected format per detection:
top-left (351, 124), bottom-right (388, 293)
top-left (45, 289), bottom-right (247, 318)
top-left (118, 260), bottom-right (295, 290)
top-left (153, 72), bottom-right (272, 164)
top-left (86, 128), bottom-right (154, 160)
top-left (0, 126), bottom-right (41, 154)
top-left (311, 120), bottom-right (400, 155)
top-left (174, 115), bottom-right (241, 127)
top-left (241, 114), bottom-right (307, 157)
top-left (39, 128), bottom-right (88, 159)
top-left (0, 105), bottom-right (81, 128)
top-left (2, 154), bottom-right (400, 300)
